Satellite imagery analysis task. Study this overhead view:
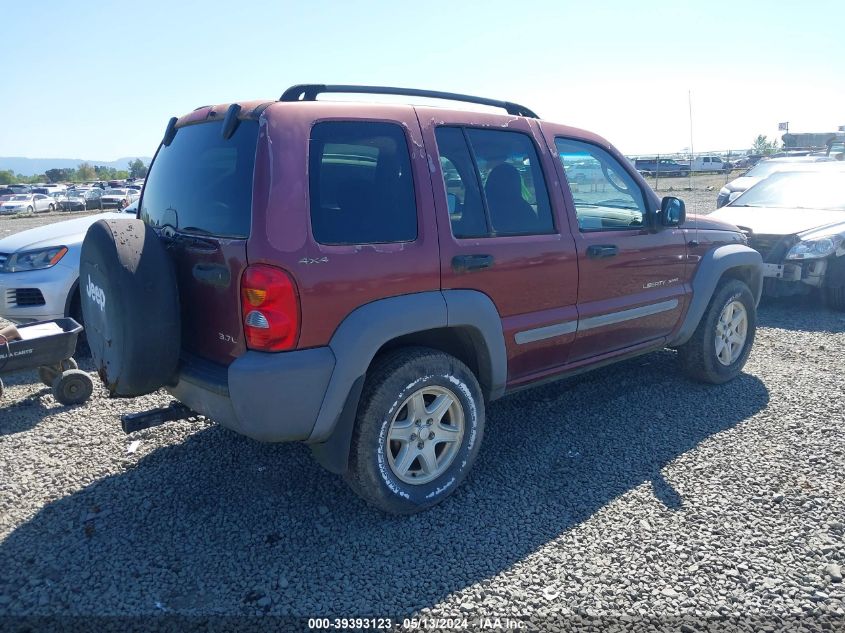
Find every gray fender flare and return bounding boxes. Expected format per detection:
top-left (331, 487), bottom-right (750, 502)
top-left (442, 289), bottom-right (507, 401)
top-left (309, 289), bottom-right (506, 473)
top-left (669, 244), bottom-right (763, 347)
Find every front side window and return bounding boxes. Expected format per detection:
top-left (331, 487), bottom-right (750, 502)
top-left (309, 121), bottom-right (417, 245)
top-left (435, 127), bottom-right (554, 237)
top-left (556, 138), bottom-right (647, 232)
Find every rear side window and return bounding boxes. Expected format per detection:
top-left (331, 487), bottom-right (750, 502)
top-left (434, 127), bottom-right (488, 237)
top-left (309, 121), bottom-right (417, 245)
top-left (141, 119), bottom-right (258, 238)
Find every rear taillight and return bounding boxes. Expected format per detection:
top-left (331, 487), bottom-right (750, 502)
top-left (240, 264), bottom-right (300, 351)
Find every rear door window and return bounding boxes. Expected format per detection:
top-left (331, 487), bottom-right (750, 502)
top-left (309, 121), bottom-right (417, 245)
top-left (141, 119), bottom-right (258, 238)
top-left (434, 127), bottom-right (554, 237)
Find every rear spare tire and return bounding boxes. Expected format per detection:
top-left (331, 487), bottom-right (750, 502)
top-left (79, 218), bottom-right (180, 397)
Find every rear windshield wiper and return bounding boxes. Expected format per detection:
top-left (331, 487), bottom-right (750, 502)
top-left (156, 224), bottom-right (218, 249)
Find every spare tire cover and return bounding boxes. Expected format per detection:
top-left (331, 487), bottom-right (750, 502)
top-left (79, 218), bottom-right (180, 397)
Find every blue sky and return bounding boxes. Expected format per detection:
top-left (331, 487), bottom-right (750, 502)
top-left (3, 0), bottom-right (844, 159)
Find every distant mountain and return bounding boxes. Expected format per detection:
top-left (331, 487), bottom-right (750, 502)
top-left (0, 156), bottom-right (154, 177)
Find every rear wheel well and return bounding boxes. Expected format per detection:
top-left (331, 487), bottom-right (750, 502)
top-left (373, 327), bottom-right (491, 399)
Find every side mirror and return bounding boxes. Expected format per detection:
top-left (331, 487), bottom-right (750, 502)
top-left (660, 196), bottom-right (685, 227)
top-left (728, 191), bottom-right (743, 203)
top-left (446, 193), bottom-right (458, 214)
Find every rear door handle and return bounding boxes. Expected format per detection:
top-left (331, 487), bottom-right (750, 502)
top-left (452, 254), bottom-right (494, 273)
top-left (587, 244), bottom-right (618, 259)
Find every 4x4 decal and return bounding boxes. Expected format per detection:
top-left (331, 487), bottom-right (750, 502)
top-left (298, 257), bottom-right (329, 265)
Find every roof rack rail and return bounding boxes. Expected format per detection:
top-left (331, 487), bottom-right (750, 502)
top-left (279, 84), bottom-right (539, 119)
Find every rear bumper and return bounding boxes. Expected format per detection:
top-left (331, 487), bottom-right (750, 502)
top-left (167, 347), bottom-right (336, 442)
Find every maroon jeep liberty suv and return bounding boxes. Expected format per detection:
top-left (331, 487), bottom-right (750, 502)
top-left (80, 85), bottom-right (762, 514)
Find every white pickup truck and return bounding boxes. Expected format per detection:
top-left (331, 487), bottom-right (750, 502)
top-left (689, 155), bottom-right (728, 173)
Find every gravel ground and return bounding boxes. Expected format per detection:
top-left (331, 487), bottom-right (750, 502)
top-left (1, 176), bottom-right (844, 631)
top-left (0, 209), bottom-right (99, 239)
top-left (1, 299), bottom-right (843, 631)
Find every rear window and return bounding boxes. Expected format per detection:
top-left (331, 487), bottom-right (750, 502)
top-left (308, 121), bottom-right (417, 245)
top-left (141, 119), bottom-right (258, 238)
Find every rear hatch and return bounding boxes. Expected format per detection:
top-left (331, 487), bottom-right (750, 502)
top-left (140, 116), bottom-right (259, 366)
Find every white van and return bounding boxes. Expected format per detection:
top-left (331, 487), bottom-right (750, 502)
top-left (690, 156), bottom-right (727, 173)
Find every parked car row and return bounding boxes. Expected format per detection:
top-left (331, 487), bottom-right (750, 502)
top-left (0, 179), bottom-right (145, 206)
top-left (632, 155), bottom-right (735, 176)
top-left (0, 187), bottom-right (142, 214)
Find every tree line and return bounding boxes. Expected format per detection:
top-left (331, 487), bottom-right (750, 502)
top-left (0, 159), bottom-right (148, 185)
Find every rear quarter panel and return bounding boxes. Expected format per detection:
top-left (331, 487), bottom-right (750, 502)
top-left (247, 102), bottom-right (441, 349)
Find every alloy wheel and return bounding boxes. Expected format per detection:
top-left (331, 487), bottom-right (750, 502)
top-left (386, 385), bottom-right (465, 485)
top-left (715, 300), bottom-right (748, 366)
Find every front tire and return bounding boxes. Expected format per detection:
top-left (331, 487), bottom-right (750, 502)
top-left (824, 285), bottom-right (845, 311)
top-left (678, 279), bottom-right (756, 384)
top-left (345, 347), bottom-right (485, 514)
top-left (823, 257), bottom-right (845, 311)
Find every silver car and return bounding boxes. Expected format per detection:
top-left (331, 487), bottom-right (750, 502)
top-left (711, 166), bottom-right (845, 310)
top-left (0, 202), bottom-right (137, 324)
top-left (0, 193), bottom-right (56, 214)
top-left (100, 188), bottom-right (139, 209)
top-left (717, 156), bottom-right (833, 208)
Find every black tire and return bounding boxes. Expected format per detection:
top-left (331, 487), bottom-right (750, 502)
top-left (678, 279), bottom-right (756, 384)
top-left (39, 358), bottom-right (78, 387)
top-left (79, 218), bottom-right (180, 397)
top-left (26, 206), bottom-right (33, 214)
top-left (823, 257), bottom-right (845, 311)
top-left (48, 203), bottom-right (55, 212)
top-left (345, 347), bottom-right (485, 514)
top-left (68, 289), bottom-right (90, 358)
top-left (52, 369), bottom-right (94, 406)
top-left (824, 285), bottom-right (845, 311)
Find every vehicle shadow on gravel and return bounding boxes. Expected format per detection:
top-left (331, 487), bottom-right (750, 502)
top-left (0, 359), bottom-right (97, 435)
top-left (757, 297), bottom-right (845, 333)
top-left (0, 367), bottom-right (60, 435)
top-left (0, 351), bottom-right (769, 617)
